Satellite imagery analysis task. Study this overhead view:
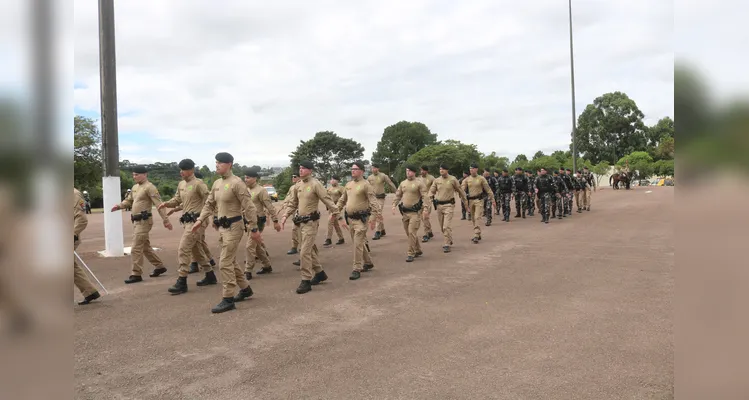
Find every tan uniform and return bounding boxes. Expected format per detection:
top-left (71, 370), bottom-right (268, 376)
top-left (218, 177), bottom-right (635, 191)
top-left (244, 183), bottom-right (276, 273)
top-left (394, 178), bottom-right (429, 256)
top-left (428, 174), bottom-right (468, 246)
top-left (337, 178), bottom-right (381, 272)
top-left (284, 176), bottom-right (340, 280)
top-left (367, 172), bottom-right (396, 233)
top-left (118, 180), bottom-right (170, 276)
top-left (419, 173), bottom-right (436, 237)
top-left (326, 185), bottom-right (345, 241)
top-left (197, 171), bottom-right (259, 298)
top-left (172, 203), bottom-right (214, 265)
top-left (461, 175), bottom-right (493, 239)
top-left (283, 186), bottom-right (300, 250)
top-left (162, 175), bottom-right (214, 278)
top-left (73, 188), bottom-right (97, 297)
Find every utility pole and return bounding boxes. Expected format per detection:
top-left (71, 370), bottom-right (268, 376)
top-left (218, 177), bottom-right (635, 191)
top-left (568, 0), bottom-right (578, 172)
top-left (98, 0), bottom-right (124, 257)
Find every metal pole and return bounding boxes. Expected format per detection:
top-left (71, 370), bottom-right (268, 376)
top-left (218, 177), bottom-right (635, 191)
top-left (568, 0), bottom-right (578, 172)
top-left (99, 0), bottom-right (119, 176)
top-left (75, 251), bottom-right (110, 294)
top-left (98, 0), bottom-right (124, 257)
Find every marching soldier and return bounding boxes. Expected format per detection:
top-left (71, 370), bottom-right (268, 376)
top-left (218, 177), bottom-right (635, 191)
top-left (324, 176), bottom-right (346, 247)
top-left (534, 167), bottom-right (559, 223)
top-left (419, 166), bottom-right (436, 242)
top-left (495, 169), bottom-right (515, 222)
top-left (428, 164), bottom-right (469, 253)
top-left (573, 170), bottom-right (590, 213)
top-left (285, 174), bottom-right (301, 255)
top-left (367, 164), bottom-right (397, 240)
top-left (581, 166), bottom-right (595, 211)
top-left (461, 163), bottom-right (495, 244)
top-left (158, 159), bottom-right (217, 295)
top-left (393, 165), bottom-right (429, 262)
top-left (482, 168), bottom-right (497, 226)
top-left (74, 187), bottom-right (101, 305)
top-left (525, 169), bottom-right (536, 217)
top-left (492, 170), bottom-right (502, 215)
top-left (111, 165), bottom-right (173, 284)
top-left (281, 161), bottom-right (341, 294)
top-left (167, 204), bottom-right (216, 274)
top-left (243, 169), bottom-right (281, 279)
top-left (335, 161), bottom-right (381, 280)
top-left (459, 171), bottom-right (470, 220)
top-left (512, 167), bottom-right (530, 219)
top-left (190, 152), bottom-right (261, 313)
top-left (552, 170), bottom-right (567, 219)
top-left (562, 168), bottom-right (575, 216)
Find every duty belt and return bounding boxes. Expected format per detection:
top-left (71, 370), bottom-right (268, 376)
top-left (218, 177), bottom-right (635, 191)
top-left (131, 211), bottom-right (152, 222)
top-left (292, 211), bottom-right (320, 225)
top-left (375, 193), bottom-right (386, 199)
top-left (212, 215), bottom-right (243, 229)
top-left (179, 212), bottom-right (200, 224)
top-left (434, 198), bottom-right (455, 205)
top-left (398, 199), bottom-right (423, 214)
top-left (345, 210), bottom-right (370, 223)
top-left (467, 194), bottom-right (484, 200)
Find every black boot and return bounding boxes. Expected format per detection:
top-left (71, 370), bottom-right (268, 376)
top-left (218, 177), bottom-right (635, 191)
top-left (349, 271), bottom-right (361, 280)
top-left (256, 266), bottom-right (273, 275)
top-left (310, 270), bottom-right (328, 285)
top-left (209, 259), bottom-right (216, 266)
top-left (233, 286), bottom-right (253, 302)
top-left (189, 262), bottom-right (199, 274)
top-left (363, 263), bottom-right (374, 271)
top-left (422, 235), bottom-right (430, 242)
top-left (323, 239), bottom-right (332, 246)
top-left (78, 291), bottom-right (101, 305)
top-left (381, 230), bottom-right (386, 236)
top-left (287, 247), bottom-right (298, 255)
top-left (372, 231), bottom-right (382, 240)
top-left (149, 267), bottom-right (167, 277)
top-left (522, 211), bottom-right (526, 219)
top-left (443, 246), bottom-right (451, 253)
top-left (245, 271), bottom-right (252, 280)
top-left (168, 276), bottom-right (188, 295)
top-left (196, 271), bottom-right (217, 286)
top-left (124, 275), bottom-right (142, 284)
top-left (336, 238), bottom-right (345, 245)
top-left (292, 260), bottom-right (300, 266)
top-left (211, 297), bottom-right (235, 313)
top-left (296, 280), bottom-right (312, 294)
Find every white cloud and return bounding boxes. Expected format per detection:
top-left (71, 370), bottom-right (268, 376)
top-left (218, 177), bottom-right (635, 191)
top-left (74, 0), bottom-right (674, 168)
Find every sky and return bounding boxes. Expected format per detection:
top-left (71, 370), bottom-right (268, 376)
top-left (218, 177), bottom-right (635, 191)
top-left (73, 0), bottom-right (675, 169)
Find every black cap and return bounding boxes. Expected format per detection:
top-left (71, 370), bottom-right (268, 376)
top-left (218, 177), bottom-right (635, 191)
top-left (583, 166), bottom-right (589, 169)
top-left (439, 163), bottom-right (449, 170)
top-left (421, 165), bottom-right (429, 172)
top-left (244, 169), bottom-right (259, 178)
top-left (566, 168), bottom-right (572, 172)
top-left (371, 163), bottom-right (380, 168)
top-left (540, 167), bottom-right (547, 171)
top-left (299, 160), bottom-right (314, 170)
top-left (215, 152), bottom-right (234, 163)
top-left (515, 167), bottom-right (523, 171)
top-left (405, 164), bottom-right (418, 173)
top-left (292, 174), bottom-right (299, 178)
top-left (352, 161), bottom-right (365, 170)
top-left (132, 165), bottom-right (147, 174)
top-left (553, 170), bottom-right (559, 174)
top-left (331, 175), bottom-right (341, 181)
top-left (502, 168), bottom-right (508, 173)
top-left (464, 170), bottom-right (470, 175)
top-left (178, 159), bottom-right (195, 170)
top-left (470, 163), bottom-right (479, 169)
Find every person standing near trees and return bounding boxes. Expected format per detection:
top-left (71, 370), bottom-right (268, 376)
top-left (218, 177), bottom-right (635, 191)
top-left (461, 163), bottom-right (495, 244)
top-left (581, 166), bottom-right (595, 211)
top-left (111, 165), bottom-right (173, 284)
top-left (534, 167), bottom-right (559, 224)
top-left (428, 164), bottom-right (469, 253)
top-left (367, 164), bottom-right (397, 241)
top-left (243, 169), bottom-right (281, 279)
top-left (419, 166), bottom-right (436, 242)
top-left (393, 165), bottom-right (429, 262)
top-left (525, 170), bottom-right (536, 217)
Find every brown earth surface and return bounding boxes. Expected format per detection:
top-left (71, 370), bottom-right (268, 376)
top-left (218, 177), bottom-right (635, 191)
top-left (74, 187), bottom-right (673, 399)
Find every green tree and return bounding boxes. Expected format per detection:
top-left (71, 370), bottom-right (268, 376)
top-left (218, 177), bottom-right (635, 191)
top-left (405, 140), bottom-right (481, 181)
top-left (653, 159), bottom-right (675, 177)
top-left (273, 166), bottom-right (294, 199)
top-left (159, 182), bottom-right (177, 199)
top-left (371, 121), bottom-right (438, 175)
top-left (591, 161), bottom-right (610, 186)
top-left (532, 151), bottom-right (545, 160)
top-left (510, 154), bottom-right (529, 171)
top-left (574, 91), bottom-right (649, 164)
top-left (526, 156), bottom-right (561, 173)
top-left (647, 117), bottom-right (675, 146)
top-left (120, 170), bottom-right (134, 198)
top-left (481, 152), bottom-right (509, 172)
top-left (74, 115), bottom-right (103, 202)
top-left (289, 131), bottom-right (365, 182)
top-left (616, 151), bottom-right (654, 179)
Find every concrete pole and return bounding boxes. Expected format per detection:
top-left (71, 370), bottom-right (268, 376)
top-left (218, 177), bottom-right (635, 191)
top-left (568, 0), bottom-right (578, 172)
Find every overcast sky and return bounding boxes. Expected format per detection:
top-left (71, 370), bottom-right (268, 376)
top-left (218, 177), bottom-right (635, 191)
top-left (73, 0), bottom-right (675, 169)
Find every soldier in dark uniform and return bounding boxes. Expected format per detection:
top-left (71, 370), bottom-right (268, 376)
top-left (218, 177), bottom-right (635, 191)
top-left (534, 167), bottom-right (559, 223)
top-left (482, 168), bottom-right (497, 226)
top-left (495, 169), bottom-right (515, 222)
top-left (552, 170), bottom-right (567, 219)
top-left (459, 171), bottom-right (469, 220)
top-left (525, 170), bottom-right (536, 217)
top-left (561, 168), bottom-right (575, 216)
top-left (492, 170), bottom-right (501, 215)
top-left (511, 167), bottom-right (529, 219)
top-left (581, 166), bottom-right (595, 211)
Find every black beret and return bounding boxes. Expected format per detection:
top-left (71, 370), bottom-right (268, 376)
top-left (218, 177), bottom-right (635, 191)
top-left (540, 167), bottom-right (547, 171)
top-left (215, 152), bottom-right (234, 163)
top-left (352, 161), bottom-right (365, 170)
top-left (420, 165), bottom-right (429, 171)
top-left (463, 170), bottom-right (470, 175)
top-left (470, 163), bottom-right (479, 169)
top-left (299, 160), bottom-right (314, 170)
top-left (132, 165), bottom-right (147, 174)
top-left (566, 168), bottom-right (572, 172)
top-left (553, 170), bottom-right (559, 174)
top-left (178, 159), bottom-right (195, 170)
top-left (502, 168), bottom-right (508, 173)
top-left (292, 173), bottom-right (299, 178)
top-left (331, 175), bottom-right (341, 181)
top-left (515, 167), bottom-right (523, 171)
top-left (439, 163), bottom-right (449, 170)
top-left (244, 169), bottom-right (259, 178)
top-left (483, 168), bottom-right (491, 173)
top-left (405, 164), bottom-right (418, 172)
top-left (583, 166), bottom-right (589, 169)
top-left (371, 163), bottom-right (380, 168)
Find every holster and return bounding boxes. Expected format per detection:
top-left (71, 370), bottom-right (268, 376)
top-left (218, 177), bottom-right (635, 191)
top-left (212, 215), bottom-right (243, 229)
top-left (345, 210), bottom-right (370, 223)
top-left (179, 212), bottom-right (200, 224)
top-left (131, 210), bottom-right (152, 222)
top-left (258, 215), bottom-right (267, 231)
top-left (292, 211), bottom-right (321, 225)
top-left (375, 193), bottom-right (386, 199)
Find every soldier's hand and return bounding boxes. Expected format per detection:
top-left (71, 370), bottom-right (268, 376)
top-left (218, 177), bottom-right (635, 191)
top-left (280, 216), bottom-right (287, 230)
top-left (157, 203), bottom-right (166, 210)
top-left (368, 220), bottom-right (375, 231)
top-left (273, 222), bottom-right (281, 232)
top-left (251, 230), bottom-right (263, 244)
top-left (340, 220), bottom-right (349, 230)
top-left (166, 209), bottom-right (176, 216)
top-left (391, 206), bottom-right (396, 215)
top-left (164, 220), bottom-right (173, 230)
top-left (110, 205), bottom-right (120, 212)
top-left (190, 220), bottom-right (202, 233)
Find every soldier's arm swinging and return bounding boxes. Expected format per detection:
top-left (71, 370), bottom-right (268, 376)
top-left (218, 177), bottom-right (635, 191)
top-left (193, 183), bottom-right (217, 233)
top-left (452, 178), bottom-right (469, 208)
top-left (113, 188), bottom-right (134, 211)
top-left (160, 183), bottom-right (182, 209)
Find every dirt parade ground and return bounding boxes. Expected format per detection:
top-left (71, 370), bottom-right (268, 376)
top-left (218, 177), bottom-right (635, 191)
top-left (74, 187), bottom-right (673, 399)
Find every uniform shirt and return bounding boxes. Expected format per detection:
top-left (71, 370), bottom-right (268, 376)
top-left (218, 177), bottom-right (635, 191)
top-left (197, 171), bottom-right (258, 230)
top-left (419, 173), bottom-right (435, 193)
top-left (512, 174), bottom-right (529, 192)
top-left (247, 183), bottom-right (277, 220)
top-left (284, 176), bottom-right (340, 218)
top-left (553, 175), bottom-right (568, 192)
top-left (118, 180), bottom-right (169, 221)
top-left (429, 174), bottom-right (468, 204)
top-left (74, 188), bottom-right (88, 240)
top-left (574, 176), bottom-right (590, 190)
top-left (496, 175), bottom-right (515, 194)
top-left (162, 175), bottom-right (210, 214)
top-left (461, 174), bottom-right (493, 199)
top-left (367, 172), bottom-right (396, 195)
top-left (582, 171), bottom-right (596, 188)
top-left (327, 184), bottom-right (344, 205)
top-left (527, 175), bottom-right (537, 193)
top-left (535, 175), bottom-right (558, 194)
top-left (484, 174), bottom-right (498, 193)
top-left (394, 177), bottom-right (429, 211)
top-left (336, 177), bottom-right (382, 217)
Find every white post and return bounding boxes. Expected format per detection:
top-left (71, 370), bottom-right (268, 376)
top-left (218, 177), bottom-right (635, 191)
top-left (101, 175), bottom-right (124, 257)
